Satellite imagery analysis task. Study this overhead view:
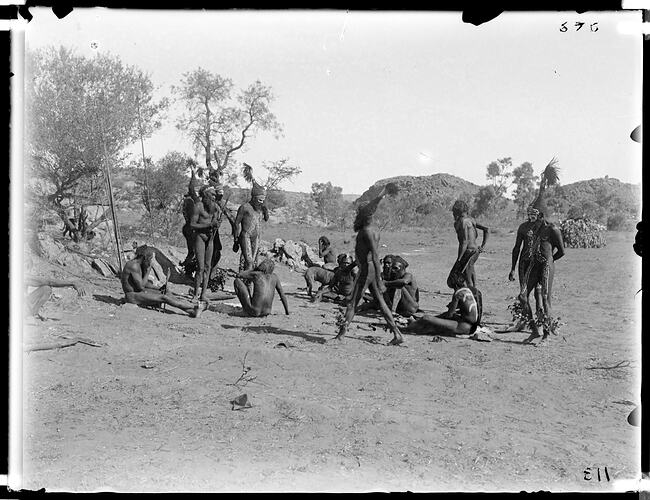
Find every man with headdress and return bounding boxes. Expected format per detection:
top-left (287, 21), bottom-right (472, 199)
top-left (233, 171), bottom-right (269, 276)
top-left (190, 185), bottom-right (222, 305)
top-left (510, 158), bottom-right (565, 343)
top-left (181, 172), bottom-right (201, 272)
top-left (333, 183), bottom-right (404, 346)
top-left (448, 199), bottom-right (489, 289)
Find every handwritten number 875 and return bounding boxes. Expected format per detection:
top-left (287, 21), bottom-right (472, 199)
top-left (560, 22), bottom-right (599, 32)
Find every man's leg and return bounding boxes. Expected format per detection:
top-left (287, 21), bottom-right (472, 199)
top-left (396, 287), bottom-right (419, 316)
top-left (403, 314), bottom-right (471, 336)
top-left (193, 234), bottom-right (207, 300)
top-left (539, 261), bottom-right (555, 339)
top-left (200, 238), bottom-right (215, 301)
top-left (27, 286), bottom-right (52, 319)
top-left (126, 291), bottom-right (199, 317)
top-left (334, 274), bottom-right (368, 340)
top-left (368, 281), bottom-right (404, 345)
top-left (522, 265), bottom-right (543, 343)
top-left (182, 224), bottom-right (195, 265)
top-left (304, 268), bottom-right (315, 297)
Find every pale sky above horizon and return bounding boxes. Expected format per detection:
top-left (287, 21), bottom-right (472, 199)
top-left (21, 9), bottom-right (643, 194)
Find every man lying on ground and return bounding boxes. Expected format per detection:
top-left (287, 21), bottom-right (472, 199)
top-left (403, 274), bottom-right (482, 337)
top-left (121, 246), bottom-right (200, 317)
top-left (234, 258), bottom-right (290, 317)
top-left (312, 253), bottom-right (358, 304)
top-left (25, 275), bottom-right (88, 320)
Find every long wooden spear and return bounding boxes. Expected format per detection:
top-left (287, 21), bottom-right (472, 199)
top-left (100, 120), bottom-right (124, 272)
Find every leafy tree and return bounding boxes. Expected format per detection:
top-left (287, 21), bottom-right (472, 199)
top-left (311, 182), bottom-right (343, 225)
top-left (485, 157), bottom-right (512, 198)
top-left (173, 68), bottom-right (282, 183)
top-left (137, 151), bottom-right (193, 239)
top-left (265, 190), bottom-right (287, 210)
top-left (259, 158), bottom-right (302, 191)
top-left (471, 185), bottom-right (498, 217)
top-left (25, 46), bottom-right (167, 235)
top-left (511, 161), bottom-right (539, 216)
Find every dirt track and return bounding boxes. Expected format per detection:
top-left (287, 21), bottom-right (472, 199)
top-left (20, 228), bottom-right (640, 492)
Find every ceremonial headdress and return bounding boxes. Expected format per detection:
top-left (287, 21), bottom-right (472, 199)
top-left (529, 157), bottom-right (560, 218)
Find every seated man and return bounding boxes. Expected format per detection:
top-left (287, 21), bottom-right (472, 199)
top-left (121, 246), bottom-right (200, 317)
top-left (304, 264), bottom-right (335, 298)
top-left (381, 254), bottom-right (395, 281)
top-left (383, 256), bottom-right (420, 316)
top-left (403, 274), bottom-right (482, 337)
top-left (318, 236), bottom-right (337, 269)
top-left (312, 253), bottom-right (358, 304)
top-left (359, 255), bottom-right (419, 316)
top-left (234, 258), bottom-right (290, 317)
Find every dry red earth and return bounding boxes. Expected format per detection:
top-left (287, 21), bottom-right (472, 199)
top-left (19, 226), bottom-right (640, 492)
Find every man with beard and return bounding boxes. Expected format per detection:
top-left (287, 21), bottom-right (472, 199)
top-left (121, 246), bottom-right (199, 317)
top-left (190, 186), bottom-right (222, 304)
top-left (234, 182), bottom-right (268, 273)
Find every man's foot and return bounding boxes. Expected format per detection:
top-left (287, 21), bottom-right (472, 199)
top-left (496, 321), bottom-right (527, 333)
top-left (387, 336), bottom-right (405, 346)
top-left (327, 335), bottom-right (345, 344)
top-left (522, 332), bottom-right (541, 344)
top-left (190, 304), bottom-right (201, 318)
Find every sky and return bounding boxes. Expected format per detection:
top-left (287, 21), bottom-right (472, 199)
top-left (21, 9), bottom-right (643, 194)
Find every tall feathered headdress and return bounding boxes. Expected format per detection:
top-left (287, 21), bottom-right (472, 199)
top-left (242, 163), bottom-right (266, 197)
top-left (530, 157), bottom-right (560, 217)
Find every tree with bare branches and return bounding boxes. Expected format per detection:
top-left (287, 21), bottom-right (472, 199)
top-left (173, 68), bottom-right (283, 184)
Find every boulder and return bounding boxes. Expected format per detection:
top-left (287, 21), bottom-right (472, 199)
top-left (258, 239), bottom-right (271, 257)
top-left (283, 240), bottom-right (303, 263)
top-left (91, 259), bottom-right (118, 277)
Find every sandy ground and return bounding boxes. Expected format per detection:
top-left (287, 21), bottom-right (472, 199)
top-left (18, 227), bottom-right (641, 492)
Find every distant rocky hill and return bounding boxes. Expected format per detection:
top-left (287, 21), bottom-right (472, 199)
top-left (354, 173), bottom-right (480, 207)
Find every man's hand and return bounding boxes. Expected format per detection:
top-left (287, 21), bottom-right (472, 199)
top-left (478, 246), bottom-right (484, 253)
top-left (378, 280), bottom-right (386, 294)
top-left (74, 284), bottom-right (88, 297)
top-left (508, 270), bottom-right (516, 282)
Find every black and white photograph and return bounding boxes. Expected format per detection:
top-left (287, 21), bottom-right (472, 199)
top-left (9, 8), bottom-right (643, 492)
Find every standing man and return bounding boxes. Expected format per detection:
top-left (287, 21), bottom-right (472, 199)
top-left (208, 180), bottom-right (237, 279)
top-left (233, 181), bottom-right (268, 274)
top-left (190, 186), bottom-right (221, 304)
top-left (448, 200), bottom-right (489, 289)
top-left (333, 183), bottom-right (404, 346)
top-left (181, 172), bottom-right (201, 271)
top-left (514, 158), bottom-right (565, 343)
top-left (501, 206), bottom-right (544, 332)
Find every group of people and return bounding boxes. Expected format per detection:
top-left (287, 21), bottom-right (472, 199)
top-left (113, 161), bottom-right (566, 347)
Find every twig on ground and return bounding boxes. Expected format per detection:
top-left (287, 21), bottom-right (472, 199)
top-left (586, 360), bottom-right (632, 370)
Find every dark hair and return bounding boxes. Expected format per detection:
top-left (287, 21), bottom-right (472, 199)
top-left (135, 245), bottom-right (155, 261)
top-left (452, 200), bottom-right (469, 214)
top-left (319, 236), bottom-right (330, 247)
top-left (255, 258), bottom-right (275, 274)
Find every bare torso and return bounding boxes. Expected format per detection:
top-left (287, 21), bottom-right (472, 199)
top-left (455, 216), bottom-right (479, 251)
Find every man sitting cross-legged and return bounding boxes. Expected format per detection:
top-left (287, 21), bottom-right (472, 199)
top-left (234, 258), bottom-right (290, 317)
top-left (403, 273), bottom-right (482, 337)
top-left (312, 253), bottom-right (358, 304)
top-left (121, 246), bottom-right (200, 317)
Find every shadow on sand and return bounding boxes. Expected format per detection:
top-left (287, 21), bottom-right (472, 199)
top-left (221, 324), bottom-right (328, 344)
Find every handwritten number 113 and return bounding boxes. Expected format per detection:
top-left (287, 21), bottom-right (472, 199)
top-left (584, 467), bottom-right (610, 481)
